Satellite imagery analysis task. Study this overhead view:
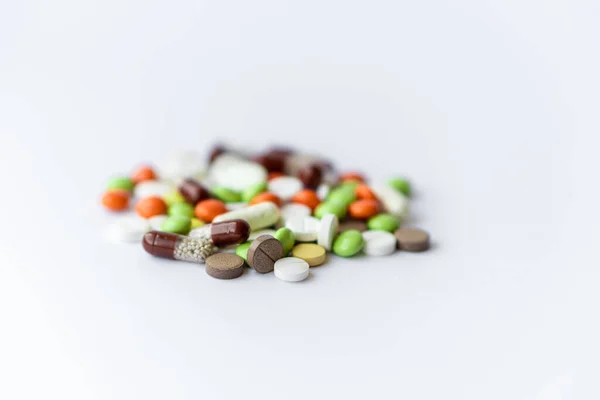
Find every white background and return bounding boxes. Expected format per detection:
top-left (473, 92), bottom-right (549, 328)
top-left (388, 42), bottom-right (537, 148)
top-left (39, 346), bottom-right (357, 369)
top-left (1, 0), bottom-right (598, 399)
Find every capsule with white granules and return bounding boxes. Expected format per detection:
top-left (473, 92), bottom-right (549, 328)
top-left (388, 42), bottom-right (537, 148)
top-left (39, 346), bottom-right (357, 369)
top-left (142, 219), bottom-right (250, 263)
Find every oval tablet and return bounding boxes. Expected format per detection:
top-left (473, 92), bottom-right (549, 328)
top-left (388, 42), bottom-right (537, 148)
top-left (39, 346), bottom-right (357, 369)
top-left (274, 257), bottom-right (310, 282)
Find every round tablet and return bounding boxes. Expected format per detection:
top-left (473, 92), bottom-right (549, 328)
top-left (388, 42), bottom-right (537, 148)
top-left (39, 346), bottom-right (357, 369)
top-left (107, 216), bottom-right (151, 243)
top-left (247, 235), bottom-right (284, 273)
top-left (394, 228), bottom-right (430, 252)
top-left (337, 220), bottom-right (368, 233)
top-left (274, 257), bottom-right (310, 282)
top-left (205, 253), bottom-right (245, 279)
top-left (291, 243), bottom-right (326, 267)
top-left (317, 213), bottom-right (338, 251)
top-left (268, 176), bottom-right (303, 201)
top-left (361, 230), bottom-right (397, 256)
top-left (285, 216), bottom-right (321, 242)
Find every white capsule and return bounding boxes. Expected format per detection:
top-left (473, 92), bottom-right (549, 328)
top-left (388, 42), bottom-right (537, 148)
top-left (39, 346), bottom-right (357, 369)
top-left (212, 202), bottom-right (280, 231)
top-left (274, 257), bottom-right (310, 282)
top-left (362, 230), bottom-right (397, 256)
top-left (371, 183), bottom-right (409, 219)
top-left (285, 216), bottom-right (320, 242)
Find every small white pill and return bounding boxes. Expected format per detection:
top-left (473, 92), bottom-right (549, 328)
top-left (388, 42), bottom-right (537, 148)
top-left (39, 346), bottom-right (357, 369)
top-left (268, 176), bottom-right (303, 201)
top-left (285, 216), bottom-right (320, 242)
top-left (213, 202), bottom-right (280, 231)
top-left (317, 213), bottom-right (338, 251)
top-left (148, 215), bottom-right (168, 230)
top-left (248, 229), bottom-right (277, 241)
top-left (107, 216), bottom-right (151, 243)
top-left (274, 257), bottom-right (310, 282)
top-left (371, 183), bottom-right (409, 219)
top-left (134, 181), bottom-right (173, 199)
top-left (361, 230), bottom-right (397, 256)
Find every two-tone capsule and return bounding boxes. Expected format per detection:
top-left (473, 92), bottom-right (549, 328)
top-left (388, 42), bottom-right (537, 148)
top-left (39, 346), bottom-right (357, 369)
top-left (142, 219), bottom-right (250, 263)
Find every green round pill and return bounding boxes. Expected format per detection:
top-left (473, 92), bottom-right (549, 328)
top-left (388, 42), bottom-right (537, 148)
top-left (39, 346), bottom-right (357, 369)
top-left (235, 241), bottom-right (253, 262)
top-left (163, 190), bottom-right (186, 206)
top-left (332, 230), bottom-right (364, 257)
top-left (211, 186), bottom-right (242, 203)
top-left (168, 202), bottom-right (195, 218)
top-left (161, 215), bottom-right (191, 235)
top-left (107, 176), bottom-right (134, 192)
top-left (241, 182), bottom-right (267, 203)
top-left (388, 178), bottom-right (411, 196)
top-left (367, 213), bottom-right (400, 233)
top-left (274, 227), bottom-right (295, 255)
top-left (314, 200), bottom-right (347, 219)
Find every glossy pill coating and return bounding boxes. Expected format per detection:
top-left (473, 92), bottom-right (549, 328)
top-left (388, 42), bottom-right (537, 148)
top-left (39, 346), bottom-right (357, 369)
top-left (241, 181), bottom-right (267, 203)
top-left (131, 166), bottom-right (157, 184)
top-left (107, 176), bottom-right (135, 192)
top-left (235, 241), bottom-right (253, 262)
top-left (355, 184), bottom-right (378, 201)
top-left (178, 178), bottom-right (210, 205)
top-left (333, 229), bottom-right (364, 257)
top-left (297, 163), bottom-right (323, 190)
top-left (348, 199), bottom-right (381, 220)
top-left (135, 196), bottom-right (167, 219)
top-left (142, 230), bottom-right (179, 259)
top-left (211, 186), bottom-right (242, 203)
top-left (274, 227), bottom-right (295, 255)
top-left (250, 192), bottom-right (282, 207)
top-left (209, 219), bottom-right (251, 247)
top-left (253, 152), bottom-right (287, 173)
top-left (194, 199), bottom-right (228, 222)
top-left (161, 215), bottom-right (192, 235)
top-left (163, 190), bottom-right (186, 206)
top-left (102, 189), bottom-right (130, 211)
top-left (367, 213), bottom-right (400, 233)
top-left (388, 177), bottom-right (412, 196)
top-left (314, 200), bottom-right (347, 220)
top-left (326, 185), bottom-right (356, 206)
top-left (168, 202), bottom-right (195, 218)
top-left (291, 189), bottom-right (320, 210)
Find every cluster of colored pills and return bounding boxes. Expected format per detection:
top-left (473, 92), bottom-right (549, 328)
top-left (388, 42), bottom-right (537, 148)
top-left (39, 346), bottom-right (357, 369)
top-left (101, 145), bottom-right (430, 282)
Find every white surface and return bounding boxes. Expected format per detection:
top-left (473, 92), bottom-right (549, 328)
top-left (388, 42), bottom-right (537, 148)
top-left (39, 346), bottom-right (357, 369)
top-left (0, 0), bottom-right (599, 399)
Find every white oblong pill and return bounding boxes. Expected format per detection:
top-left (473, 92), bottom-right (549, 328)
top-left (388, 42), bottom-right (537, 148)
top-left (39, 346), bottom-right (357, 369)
top-left (212, 202), bottom-right (280, 231)
top-left (317, 213), bottom-right (338, 251)
top-left (361, 230), bottom-right (397, 256)
top-left (274, 257), bottom-right (310, 282)
top-left (148, 215), bottom-right (168, 230)
top-left (371, 183), bottom-right (409, 219)
top-left (248, 229), bottom-right (277, 241)
top-left (134, 180), bottom-right (173, 199)
top-left (268, 176), bottom-right (303, 201)
top-left (107, 216), bottom-right (151, 243)
top-left (285, 216), bottom-right (320, 242)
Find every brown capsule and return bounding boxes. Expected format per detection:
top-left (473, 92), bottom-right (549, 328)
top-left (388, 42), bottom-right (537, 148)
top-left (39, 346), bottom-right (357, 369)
top-left (209, 219), bottom-right (251, 247)
top-left (178, 178), bottom-right (210, 205)
top-left (253, 152), bottom-right (287, 173)
top-left (297, 163), bottom-right (323, 190)
top-left (142, 231), bottom-right (178, 259)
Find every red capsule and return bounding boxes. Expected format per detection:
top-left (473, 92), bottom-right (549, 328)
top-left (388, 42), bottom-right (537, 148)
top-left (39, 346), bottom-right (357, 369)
top-left (253, 152), bottom-right (287, 173)
top-left (142, 231), bottom-right (178, 259)
top-left (179, 178), bottom-right (210, 205)
top-left (209, 219), bottom-right (251, 247)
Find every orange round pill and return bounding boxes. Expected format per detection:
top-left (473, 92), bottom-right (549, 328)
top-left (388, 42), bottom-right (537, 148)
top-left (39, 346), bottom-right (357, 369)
top-left (135, 196), bottom-right (167, 219)
top-left (194, 199), bottom-right (228, 222)
top-left (290, 189), bottom-right (320, 210)
top-left (131, 165), bottom-right (157, 184)
top-left (355, 184), bottom-right (378, 201)
top-left (348, 199), bottom-right (380, 220)
top-left (268, 171), bottom-right (285, 181)
top-left (101, 189), bottom-right (130, 211)
top-left (339, 172), bottom-right (365, 183)
top-left (250, 192), bottom-right (282, 207)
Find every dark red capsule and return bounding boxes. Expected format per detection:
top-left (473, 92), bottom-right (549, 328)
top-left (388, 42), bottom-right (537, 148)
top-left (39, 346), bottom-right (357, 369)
top-left (209, 219), bottom-right (251, 248)
top-left (179, 178), bottom-right (210, 205)
top-left (208, 144), bottom-right (227, 163)
top-left (253, 152), bottom-right (287, 173)
top-left (297, 163), bottom-right (323, 190)
top-left (142, 231), bottom-right (178, 259)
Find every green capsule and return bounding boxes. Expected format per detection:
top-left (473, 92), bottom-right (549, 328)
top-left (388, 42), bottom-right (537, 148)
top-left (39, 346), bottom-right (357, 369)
top-left (367, 213), bottom-right (400, 233)
top-left (168, 202), bottom-right (195, 218)
top-left (107, 176), bottom-right (135, 192)
top-left (333, 230), bottom-right (364, 257)
top-left (388, 178), bottom-right (411, 196)
top-left (161, 215), bottom-right (191, 235)
top-left (235, 241), bottom-right (253, 262)
top-left (314, 200), bottom-right (347, 219)
top-left (163, 190), bottom-right (186, 206)
top-left (241, 181), bottom-right (267, 203)
top-left (211, 186), bottom-right (242, 203)
top-left (274, 227), bottom-right (295, 255)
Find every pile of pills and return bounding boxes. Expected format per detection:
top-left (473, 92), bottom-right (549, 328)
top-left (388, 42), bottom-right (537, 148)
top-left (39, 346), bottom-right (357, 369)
top-left (101, 145), bottom-right (431, 282)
